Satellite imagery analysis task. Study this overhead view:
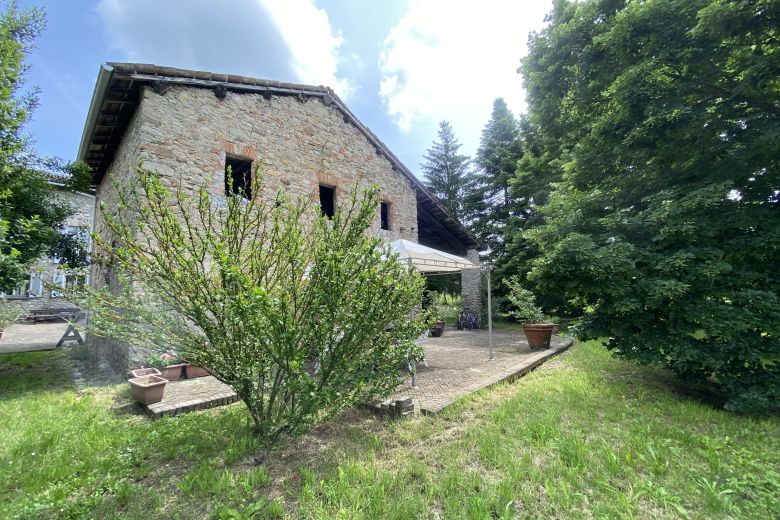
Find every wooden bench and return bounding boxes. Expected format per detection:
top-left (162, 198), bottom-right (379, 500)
top-left (28, 308), bottom-right (80, 323)
top-left (25, 308), bottom-right (86, 348)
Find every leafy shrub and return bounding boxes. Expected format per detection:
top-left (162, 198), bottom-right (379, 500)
top-left (75, 167), bottom-right (429, 444)
top-left (503, 276), bottom-right (548, 324)
top-left (143, 353), bottom-right (181, 369)
top-left (522, 0), bottom-right (779, 412)
top-left (430, 292), bottom-right (461, 323)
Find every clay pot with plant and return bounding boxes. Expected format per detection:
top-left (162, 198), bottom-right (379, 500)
top-left (504, 276), bottom-right (555, 350)
top-left (429, 292), bottom-right (460, 338)
top-left (144, 353), bottom-right (185, 380)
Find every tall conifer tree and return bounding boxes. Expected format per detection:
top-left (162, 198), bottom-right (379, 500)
top-left (420, 121), bottom-right (472, 221)
top-left (470, 98), bottom-right (523, 257)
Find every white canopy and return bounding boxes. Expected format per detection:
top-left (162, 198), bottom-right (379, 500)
top-left (389, 239), bottom-right (495, 370)
top-left (389, 239), bottom-right (477, 274)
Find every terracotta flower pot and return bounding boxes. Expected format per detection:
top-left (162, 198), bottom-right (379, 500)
top-left (160, 363), bottom-right (185, 381)
top-left (128, 375), bottom-right (167, 405)
top-left (430, 320), bottom-right (445, 338)
top-left (551, 324), bottom-right (560, 335)
top-left (523, 323), bottom-right (555, 350)
top-left (185, 365), bottom-right (209, 378)
top-left (129, 367), bottom-right (162, 379)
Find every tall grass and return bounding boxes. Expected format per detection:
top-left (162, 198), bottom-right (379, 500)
top-left (1, 341), bottom-right (778, 518)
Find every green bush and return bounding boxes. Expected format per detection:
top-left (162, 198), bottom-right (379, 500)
top-left (521, 0), bottom-right (780, 412)
top-left (143, 353), bottom-right (181, 369)
top-left (503, 276), bottom-right (547, 324)
top-left (429, 292), bottom-right (461, 324)
top-left (76, 167), bottom-right (429, 444)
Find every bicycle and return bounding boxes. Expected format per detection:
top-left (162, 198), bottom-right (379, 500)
top-left (457, 311), bottom-right (480, 330)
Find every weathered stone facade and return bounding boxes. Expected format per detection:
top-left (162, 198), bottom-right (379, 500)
top-left (97, 85), bottom-right (418, 240)
top-left (91, 84), bottom-right (422, 371)
top-left (81, 64), bottom-right (484, 373)
top-left (461, 249), bottom-right (482, 316)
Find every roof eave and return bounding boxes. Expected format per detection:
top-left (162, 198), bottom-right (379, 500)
top-left (77, 63), bottom-right (114, 163)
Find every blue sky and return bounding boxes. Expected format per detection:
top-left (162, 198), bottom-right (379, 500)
top-left (19, 0), bottom-right (552, 178)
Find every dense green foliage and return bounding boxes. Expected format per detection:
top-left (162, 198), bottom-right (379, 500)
top-left (77, 167), bottom-right (429, 443)
top-left (517, 0), bottom-right (779, 412)
top-left (420, 120), bottom-right (473, 221)
top-left (2, 342), bottom-right (778, 518)
top-left (0, 3), bottom-right (92, 291)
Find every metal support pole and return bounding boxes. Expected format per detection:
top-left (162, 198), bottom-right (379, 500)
top-left (487, 266), bottom-right (493, 361)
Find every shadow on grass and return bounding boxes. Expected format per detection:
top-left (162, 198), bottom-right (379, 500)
top-left (0, 349), bottom-right (73, 398)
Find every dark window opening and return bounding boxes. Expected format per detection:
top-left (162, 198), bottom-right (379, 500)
top-left (320, 184), bottom-right (336, 218)
top-left (380, 201), bottom-right (390, 230)
top-left (225, 156), bottom-right (252, 199)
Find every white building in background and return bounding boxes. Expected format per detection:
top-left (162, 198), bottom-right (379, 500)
top-left (2, 182), bottom-right (96, 310)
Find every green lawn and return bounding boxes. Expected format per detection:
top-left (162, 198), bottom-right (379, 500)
top-left (1, 342), bottom-right (778, 519)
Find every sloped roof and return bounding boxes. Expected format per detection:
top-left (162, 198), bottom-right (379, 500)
top-left (77, 63), bottom-right (480, 250)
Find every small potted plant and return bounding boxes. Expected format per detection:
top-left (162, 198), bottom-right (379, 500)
top-left (504, 276), bottom-right (554, 350)
top-left (0, 303), bottom-right (20, 342)
top-left (144, 353), bottom-right (185, 380)
top-left (128, 374), bottom-right (167, 405)
top-left (429, 292), bottom-right (458, 338)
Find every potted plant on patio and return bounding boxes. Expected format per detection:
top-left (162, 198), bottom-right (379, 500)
top-left (127, 374), bottom-right (167, 405)
top-left (504, 276), bottom-right (555, 350)
top-left (429, 292), bottom-right (459, 337)
top-left (0, 303), bottom-right (20, 342)
top-left (144, 353), bottom-right (186, 380)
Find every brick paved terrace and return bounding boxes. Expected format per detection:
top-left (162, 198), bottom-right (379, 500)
top-left (371, 326), bottom-right (573, 416)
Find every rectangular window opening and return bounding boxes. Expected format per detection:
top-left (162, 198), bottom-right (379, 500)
top-left (320, 184), bottom-right (336, 218)
top-left (225, 156), bottom-right (252, 199)
top-left (380, 201), bottom-right (390, 230)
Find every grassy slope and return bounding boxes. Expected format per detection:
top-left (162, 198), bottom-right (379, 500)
top-left (0, 341), bottom-right (778, 519)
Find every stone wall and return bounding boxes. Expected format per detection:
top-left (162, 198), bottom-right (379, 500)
top-left (138, 85), bottom-right (418, 239)
top-left (91, 84), bottom-right (421, 372)
top-left (461, 249), bottom-right (482, 317)
top-left (90, 101), bottom-right (148, 373)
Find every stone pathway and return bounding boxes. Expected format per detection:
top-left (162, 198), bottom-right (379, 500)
top-left (2, 322), bottom-right (572, 421)
top-left (143, 376), bottom-right (238, 419)
top-left (0, 321), bottom-right (66, 353)
top-left (371, 327), bottom-right (573, 416)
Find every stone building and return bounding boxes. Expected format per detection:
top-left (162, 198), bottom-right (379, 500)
top-left (78, 63), bottom-right (482, 371)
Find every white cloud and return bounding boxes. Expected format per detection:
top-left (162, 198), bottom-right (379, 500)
top-left (260, 0), bottom-right (352, 98)
top-left (379, 0), bottom-right (552, 154)
top-left (96, 0), bottom-right (351, 99)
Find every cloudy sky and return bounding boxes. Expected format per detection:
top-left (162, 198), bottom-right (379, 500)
top-left (20, 0), bottom-right (552, 177)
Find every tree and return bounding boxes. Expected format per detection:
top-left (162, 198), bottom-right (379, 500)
top-left (469, 98), bottom-right (524, 255)
top-left (525, 0), bottom-right (780, 412)
top-left (76, 167), bottom-right (429, 444)
top-left (495, 0), bottom-right (602, 307)
top-left (420, 121), bottom-right (473, 221)
top-left (0, 3), bottom-right (82, 290)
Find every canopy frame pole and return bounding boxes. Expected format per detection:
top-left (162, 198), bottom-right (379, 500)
top-left (486, 265), bottom-right (493, 361)
top-left (409, 256), bottom-right (418, 388)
